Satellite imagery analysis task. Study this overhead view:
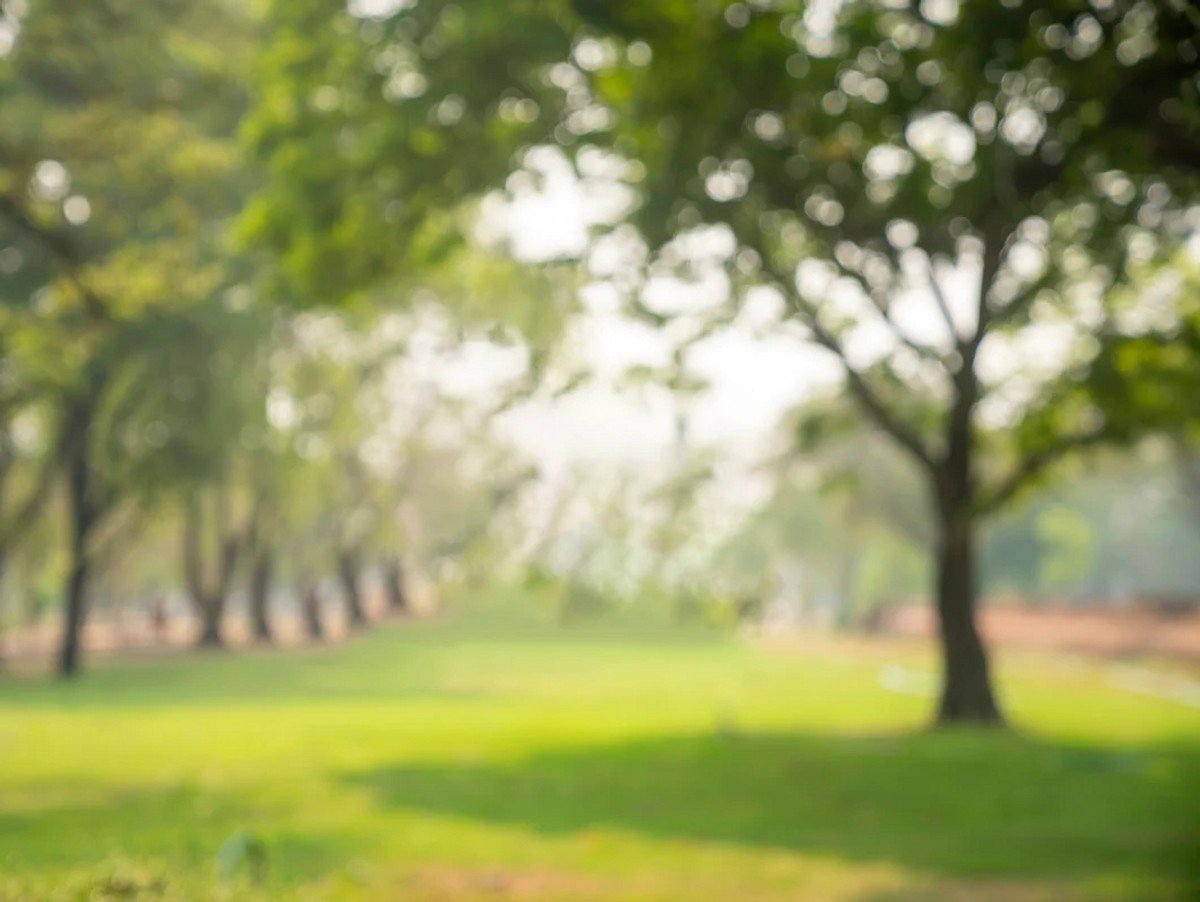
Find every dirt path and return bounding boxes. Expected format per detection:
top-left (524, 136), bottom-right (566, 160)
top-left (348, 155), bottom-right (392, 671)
top-left (881, 601), bottom-right (1200, 661)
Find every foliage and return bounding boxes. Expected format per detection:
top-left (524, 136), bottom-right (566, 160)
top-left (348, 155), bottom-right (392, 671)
top-left (242, 0), bottom-right (575, 306)
top-left (1083, 261), bottom-right (1200, 443)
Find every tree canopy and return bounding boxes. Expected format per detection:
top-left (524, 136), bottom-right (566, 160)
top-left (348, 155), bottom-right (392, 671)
top-left (239, 0), bottom-right (1200, 722)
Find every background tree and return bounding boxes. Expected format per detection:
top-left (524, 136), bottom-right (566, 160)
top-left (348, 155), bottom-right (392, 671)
top-left (0, 0), bottom-right (258, 673)
top-left (245, 0), bottom-right (1199, 721)
top-left (107, 295), bottom-right (275, 649)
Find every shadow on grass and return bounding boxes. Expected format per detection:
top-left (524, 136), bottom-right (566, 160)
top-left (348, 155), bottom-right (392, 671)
top-left (343, 729), bottom-right (1200, 886)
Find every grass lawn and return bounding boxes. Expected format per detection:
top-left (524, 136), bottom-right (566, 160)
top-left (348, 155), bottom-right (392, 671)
top-left (0, 617), bottom-right (1197, 900)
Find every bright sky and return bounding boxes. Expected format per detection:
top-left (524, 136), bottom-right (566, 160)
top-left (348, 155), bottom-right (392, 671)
top-left (477, 150), bottom-right (845, 477)
top-left (446, 144), bottom-right (1195, 481)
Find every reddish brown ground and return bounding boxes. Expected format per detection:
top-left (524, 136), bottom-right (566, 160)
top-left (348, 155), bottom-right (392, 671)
top-left (881, 598), bottom-right (1200, 661)
top-left (5, 591), bottom-right (1200, 674)
top-left (0, 585), bottom-right (435, 674)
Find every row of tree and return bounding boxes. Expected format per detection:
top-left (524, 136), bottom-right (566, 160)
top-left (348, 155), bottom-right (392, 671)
top-left (3, 0), bottom-right (1198, 726)
top-left (0, 0), bottom-right (548, 673)
top-left (242, 0), bottom-right (1200, 722)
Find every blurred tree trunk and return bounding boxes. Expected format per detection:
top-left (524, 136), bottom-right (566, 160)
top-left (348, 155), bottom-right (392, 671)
top-left (248, 547), bottom-right (273, 644)
top-left (337, 548), bottom-right (367, 629)
top-left (195, 596), bottom-right (224, 648)
top-left (60, 524), bottom-right (91, 677)
top-left (300, 579), bottom-right (325, 642)
top-left (0, 564), bottom-right (6, 672)
top-left (384, 557), bottom-right (408, 616)
top-left (58, 397), bottom-right (100, 678)
top-left (931, 399), bottom-right (1001, 724)
top-left (933, 511), bottom-right (998, 723)
top-left (182, 493), bottom-right (244, 650)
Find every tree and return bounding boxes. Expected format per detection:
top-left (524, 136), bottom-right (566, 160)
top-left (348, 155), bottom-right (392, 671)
top-left (0, 335), bottom-right (57, 598)
top-left (0, 0), bottom-right (258, 674)
top-left (182, 492), bottom-right (250, 649)
top-left (1083, 261), bottom-right (1200, 543)
top-left (242, 0), bottom-right (576, 305)
top-left (245, 1), bottom-right (1199, 721)
top-left (562, 0), bottom-right (1199, 723)
top-left (0, 324), bottom-right (57, 667)
top-left (168, 303), bottom-right (276, 649)
top-left (246, 505), bottom-right (278, 644)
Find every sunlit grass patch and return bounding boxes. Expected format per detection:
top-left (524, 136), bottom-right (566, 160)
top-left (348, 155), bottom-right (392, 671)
top-left (0, 619), bottom-right (1196, 900)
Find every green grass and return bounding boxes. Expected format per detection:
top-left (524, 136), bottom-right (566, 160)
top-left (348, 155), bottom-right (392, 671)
top-left (0, 616), bottom-right (1197, 900)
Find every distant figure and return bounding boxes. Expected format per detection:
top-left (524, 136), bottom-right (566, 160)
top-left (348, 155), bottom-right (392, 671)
top-left (150, 596), bottom-right (169, 644)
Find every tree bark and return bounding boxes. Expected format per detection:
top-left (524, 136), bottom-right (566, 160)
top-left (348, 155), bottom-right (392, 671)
top-left (249, 549), bottom-right (273, 644)
top-left (932, 477), bottom-right (1003, 725)
top-left (337, 549), bottom-right (367, 629)
top-left (384, 557), bottom-right (408, 615)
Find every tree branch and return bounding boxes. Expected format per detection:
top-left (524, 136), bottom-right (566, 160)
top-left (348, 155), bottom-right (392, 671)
top-left (0, 194), bottom-right (108, 319)
top-left (976, 425), bottom-right (1108, 515)
top-left (925, 259), bottom-right (963, 346)
top-left (748, 246), bottom-right (939, 471)
top-left (864, 288), bottom-right (952, 368)
top-left (965, 232), bottom-right (1003, 367)
top-left (815, 244), bottom-right (951, 370)
top-left (801, 310), bottom-right (937, 471)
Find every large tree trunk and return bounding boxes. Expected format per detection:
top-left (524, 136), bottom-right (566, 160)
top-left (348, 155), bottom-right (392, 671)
top-left (922, 335), bottom-right (1005, 726)
top-left (932, 479), bottom-right (1003, 724)
top-left (384, 557), bottom-right (408, 616)
top-left (301, 580), bottom-right (325, 642)
top-left (337, 549), bottom-right (367, 629)
top-left (249, 549), bottom-right (273, 644)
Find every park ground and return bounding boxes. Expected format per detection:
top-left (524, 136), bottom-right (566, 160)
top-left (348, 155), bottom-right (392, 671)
top-left (0, 616), bottom-right (1197, 900)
